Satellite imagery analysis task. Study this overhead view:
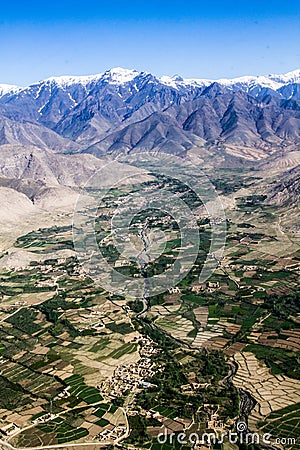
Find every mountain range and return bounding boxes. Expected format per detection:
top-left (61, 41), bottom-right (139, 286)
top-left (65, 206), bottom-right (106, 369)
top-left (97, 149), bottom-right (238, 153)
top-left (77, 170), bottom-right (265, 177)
top-left (0, 67), bottom-right (299, 247)
top-left (0, 67), bottom-right (299, 157)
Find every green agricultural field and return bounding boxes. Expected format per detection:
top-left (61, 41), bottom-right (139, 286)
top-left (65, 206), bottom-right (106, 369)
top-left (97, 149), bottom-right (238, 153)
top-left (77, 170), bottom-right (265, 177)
top-left (258, 403), bottom-right (300, 449)
top-left (106, 321), bottom-right (134, 334)
top-left (244, 344), bottom-right (300, 379)
top-left (0, 166), bottom-right (299, 450)
top-left (108, 342), bottom-right (137, 359)
top-left (155, 405), bottom-right (178, 419)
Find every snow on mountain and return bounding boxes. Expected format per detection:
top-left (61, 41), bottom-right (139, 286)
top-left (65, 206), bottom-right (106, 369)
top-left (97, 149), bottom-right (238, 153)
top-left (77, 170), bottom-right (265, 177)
top-left (30, 68), bottom-right (141, 91)
top-left (212, 75), bottom-right (283, 91)
top-left (268, 69), bottom-right (300, 85)
top-left (42, 74), bottom-right (103, 88)
top-left (2, 68), bottom-right (299, 97)
top-left (0, 84), bottom-right (22, 97)
top-left (5, 68), bottom-right (143, 101)
top-left (159, 69), bottom-right (300, 92)
top-left (159, 75), bottom-right (211, 89)
top-left (101, 67), bottom-right (141, 84)
top-left (0, 67), bottom-right (299, 156)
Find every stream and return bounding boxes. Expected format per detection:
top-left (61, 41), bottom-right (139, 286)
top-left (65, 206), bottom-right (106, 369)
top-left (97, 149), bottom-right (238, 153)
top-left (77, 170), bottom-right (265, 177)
top-left (136, 220), bottom-right (151, 317)
top-left (225, 360), bottom-right (282, 449)
top-left (133, 221), bottom-right (280, 449)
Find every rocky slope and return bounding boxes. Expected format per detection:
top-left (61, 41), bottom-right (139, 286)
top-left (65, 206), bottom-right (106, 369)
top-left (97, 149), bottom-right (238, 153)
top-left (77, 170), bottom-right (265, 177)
top-left (0, 68), bottom-right (298, 235)
top-left (0, 68), bottom-right (299, 157)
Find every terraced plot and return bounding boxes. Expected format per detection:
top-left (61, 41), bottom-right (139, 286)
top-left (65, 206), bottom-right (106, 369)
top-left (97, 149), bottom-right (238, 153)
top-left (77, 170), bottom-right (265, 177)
top-left (232, 352), bottom-right (300, 418)
top-left (257, 403), bottom-right (300, 450)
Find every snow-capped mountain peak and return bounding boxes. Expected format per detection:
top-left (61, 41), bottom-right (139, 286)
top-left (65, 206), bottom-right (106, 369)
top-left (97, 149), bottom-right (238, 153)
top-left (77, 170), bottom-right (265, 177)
top-left (214, 75), bottom-right (283, 91)
top-left (101, 67), bottom-right (142, 84)
top-left (268, 69), bottom-right (300, 85)
top-left (0, 83), bottom-right (22, 97)
top-left (42, 73), bottom-right (104, 88)
top-left (27, 68), bottom-right (143, 91)
top-left (159, 75), bottom-right (210, 89)
top-left (159, 69), bottom-right (300, 91)
top-left (0, 66), bottom-right (299, 156)
top-left (3, 68), bottom-right (299, 96)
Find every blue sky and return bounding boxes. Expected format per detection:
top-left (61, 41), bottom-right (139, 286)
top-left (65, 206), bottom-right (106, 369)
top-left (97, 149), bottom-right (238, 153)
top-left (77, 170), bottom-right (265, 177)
top-left (0, 0), bottom-right (299, 85)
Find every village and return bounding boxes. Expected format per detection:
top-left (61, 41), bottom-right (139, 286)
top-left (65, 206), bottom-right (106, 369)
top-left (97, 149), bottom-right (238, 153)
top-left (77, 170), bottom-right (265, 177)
top-left (100, 337), bottom-right (159, 400)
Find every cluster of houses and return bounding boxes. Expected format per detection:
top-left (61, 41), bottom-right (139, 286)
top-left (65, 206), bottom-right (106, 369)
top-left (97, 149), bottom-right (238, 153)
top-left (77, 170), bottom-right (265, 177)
top-left (31, 412), bottom-right (56, 425)
top-left (94, 425), bottom-right (127, 443)
top-left (191, 281), bottom-right (220, 294)
top-left (223, 263), bottom-right (257, 271)
top-left (203, 404), bottom-right (227, 433)
top-left (101, 337), bottom-right (158, 400)
top-left (101, 356), bottom-right (156, 399)
top-left (168, 281), bottom-right (221, 296)
top-left (53, 386), bottom-right (71, 401)
top-left (137, 337), bottom-right (159, 358)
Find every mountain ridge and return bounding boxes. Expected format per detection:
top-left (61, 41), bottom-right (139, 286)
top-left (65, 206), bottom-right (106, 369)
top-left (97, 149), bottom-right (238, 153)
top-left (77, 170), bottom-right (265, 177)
top-left (0, 67), bottom-right (299, 159)
top-left (2, 67), bottom-right (299, 94)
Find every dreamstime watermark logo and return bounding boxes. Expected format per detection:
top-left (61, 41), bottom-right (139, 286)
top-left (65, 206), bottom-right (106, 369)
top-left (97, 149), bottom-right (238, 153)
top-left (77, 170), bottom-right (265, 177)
top-left (73, 153), bottom-right (226, 299)
top-left (236, 420), bottom-right (248, 432)
top-left (157, 425), bottom-right (297, 447)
